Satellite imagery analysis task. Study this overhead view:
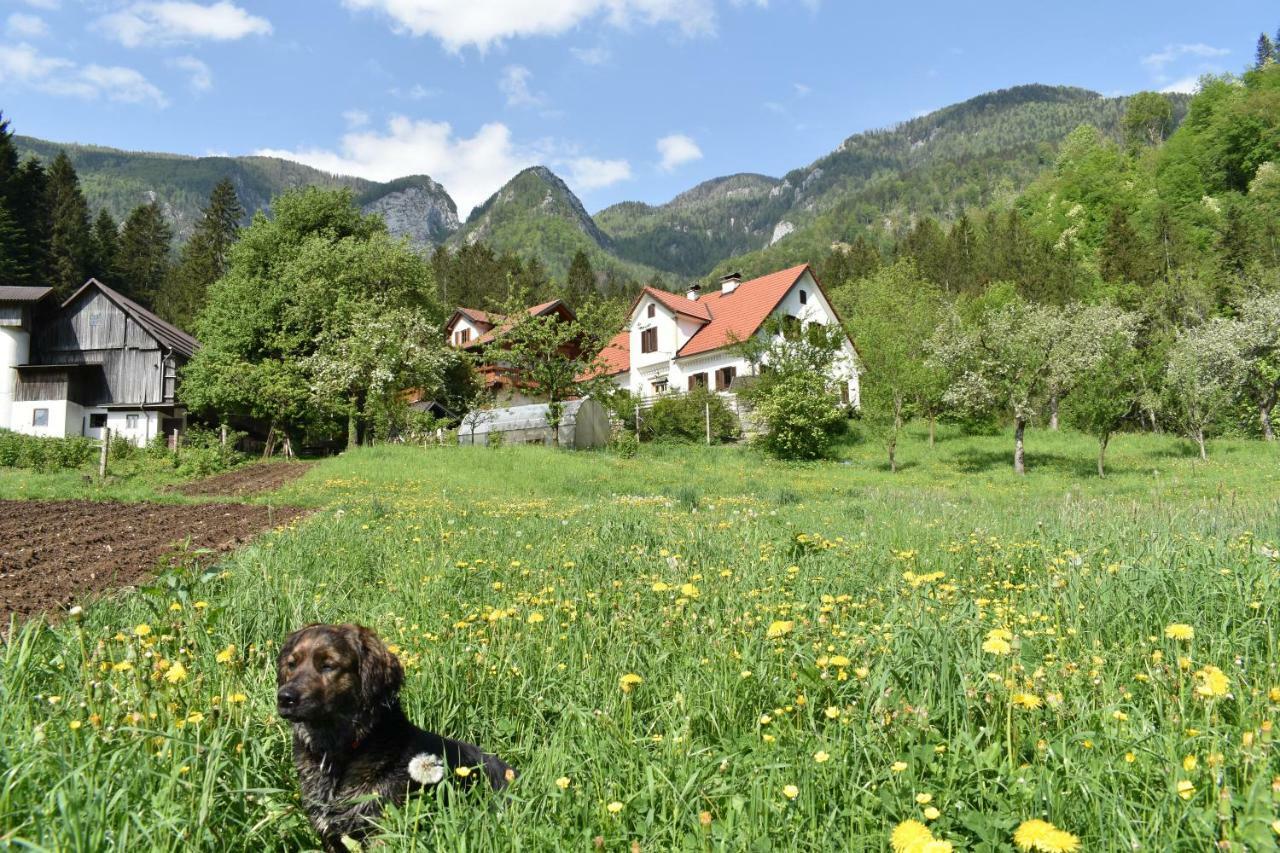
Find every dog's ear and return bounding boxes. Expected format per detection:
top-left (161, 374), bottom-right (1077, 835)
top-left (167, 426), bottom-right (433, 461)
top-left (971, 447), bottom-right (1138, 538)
top-left (346, 624), bottom-right (404, 707)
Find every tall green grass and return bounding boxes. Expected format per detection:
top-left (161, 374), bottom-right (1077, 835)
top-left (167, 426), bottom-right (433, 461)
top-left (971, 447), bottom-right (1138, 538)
top-left (1, 427), bottom-right (1278, 850)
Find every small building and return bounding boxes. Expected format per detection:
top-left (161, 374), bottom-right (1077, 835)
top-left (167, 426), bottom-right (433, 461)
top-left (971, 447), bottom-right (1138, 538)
top-left (445, 299), bottom-right (582, 405)
top-left (457, 398), bottom-right (610, 449)
top-left (592, 263), bottom-right (859, 405)
top-left (0, 279), bottom-right (198, 445)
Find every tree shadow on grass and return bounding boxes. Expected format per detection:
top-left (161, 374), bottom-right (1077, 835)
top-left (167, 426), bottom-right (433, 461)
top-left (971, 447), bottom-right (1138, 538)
top-left (951, 447), bottom-right (1102, 479)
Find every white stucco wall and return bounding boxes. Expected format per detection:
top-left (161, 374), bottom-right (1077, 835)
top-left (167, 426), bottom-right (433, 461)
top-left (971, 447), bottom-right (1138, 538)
top-left (449, 315), bottom-right (489, 347)
top-left (10, 400), bottom-right (85, 438)
top-left (0, 326), bottom-right (30, 433)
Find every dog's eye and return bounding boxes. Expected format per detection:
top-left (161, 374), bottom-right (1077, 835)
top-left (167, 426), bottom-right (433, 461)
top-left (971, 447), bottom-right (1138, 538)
top-left (319, 661), bottom-right (339, 673)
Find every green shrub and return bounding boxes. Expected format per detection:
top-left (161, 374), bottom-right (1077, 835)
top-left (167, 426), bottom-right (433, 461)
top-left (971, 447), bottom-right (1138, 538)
top-left (173, 426), bottom-right (247, 477)
top-left (641, 389), bottom-right (739, 444)
top-left (750, 373), bottom-right (846, 460)
top-left (0, 431), bottom-right (97, 471)
top-left (609, 430), bottom-right (639, 458)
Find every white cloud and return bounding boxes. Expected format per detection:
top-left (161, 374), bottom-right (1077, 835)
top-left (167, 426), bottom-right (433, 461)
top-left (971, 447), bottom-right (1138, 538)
top-left (343, 108), bottom-right (371, 128)
top-left (1160, 76), bottom-right (1202, 95)
top-left (793, 82), bottom-right (810, 97)
top-left (389, 82), bottom-right (440, 100)
top-left (570, 45), bottom-right (611, 65)
top-left (499, 64), bottom-right (544, 107)
top-left (1142, 43), bottom-right (1230, 73)
top-left (342, 0), bottom-right (715, 52)
top-left (656, 133), bottom-right (702, 171)
top-left (0, 42), bottom-right (167, 105)
top-left (168, 55), bottom-right (212, 91)
top-left (98, 1), bottom-right (272, 47)
top-left (6, 13), bottom-right (48, 38)
top-left (565, 156), bottom-right (631, 190)
top-left (256, 116), bottom-right (630, 217)
top-left (255, 117), bottom-right (535, 218)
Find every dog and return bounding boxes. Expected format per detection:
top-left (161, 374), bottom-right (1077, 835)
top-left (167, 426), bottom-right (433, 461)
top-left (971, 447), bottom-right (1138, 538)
top-left (276, 623), bottom-right (515, 851)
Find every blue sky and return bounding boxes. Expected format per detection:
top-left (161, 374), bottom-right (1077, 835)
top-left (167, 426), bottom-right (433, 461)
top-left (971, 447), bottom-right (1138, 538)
top-left (0, 1), bottom-right (1273, 219)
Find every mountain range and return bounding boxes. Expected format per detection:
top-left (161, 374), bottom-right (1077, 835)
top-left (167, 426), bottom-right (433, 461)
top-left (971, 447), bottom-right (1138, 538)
top-left (14, 84), bottom-right (1188, 284)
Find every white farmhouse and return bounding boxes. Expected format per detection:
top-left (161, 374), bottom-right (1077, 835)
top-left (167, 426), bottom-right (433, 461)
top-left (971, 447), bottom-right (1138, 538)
top-left (0, 280), bottom-right (196, 445)
top-left (594, 264), bottom-right (859, 404)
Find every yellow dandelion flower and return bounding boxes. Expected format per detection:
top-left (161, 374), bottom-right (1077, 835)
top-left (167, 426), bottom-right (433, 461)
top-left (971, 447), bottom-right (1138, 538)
top-left (824, 706), bottom-right (840, 720)
top-left (228, 693), bottom-right (247, 704)
top-left (680, 583), bottom-right (699, 598)
top-left (982, 636), bottom-right (1012, 655)
top-left (526, 612), bottom-right (545, 624)
top-left (165, 662), bottom-right (188, 684)
top-left (923, 806), bottom-right (941, 821)
top-left (1011, 692), bottom-right (1042, 710)
top-left (782, 784), bottom-right (799, 800)
top-left (1176, 779), bottom-right (1195, 800)
top-left (606, 800), bottom-right (624, 814)
top-left (555, 776), bottom-right (571, 790)
top-left (1014, 819), bottom-right (1080, 852)
top-left (619, 673), bottom-right (643, 694)
top-left (890, 819), bottom-right (934, 853)
top-left (1193, 665), bottom-right (1230, 699)
top-left (134, 624), bottom-right (152, 637)
top-left (1182, 754), bottom-right (1197, 772)
top-left (828, 655), bottom-right (851, 667)
top-left (891, 761), bottom-right (909, 773)
top-left (68, 720), bottom-right (82, 730)
top-left (1164, 623), bottom-right (1194, 641)
top-left (215, 645), bottom-right (236, 664)
top-left (454, 766), bottom-right (472, 778)
top-left (813, 750), bottom-right (830, 763)
top-left (112, 660), bottom-right (133, 672)
top-left (186, 712), bottom-right (204, 724)
top-left (766, 620), bottom-right (794, 639)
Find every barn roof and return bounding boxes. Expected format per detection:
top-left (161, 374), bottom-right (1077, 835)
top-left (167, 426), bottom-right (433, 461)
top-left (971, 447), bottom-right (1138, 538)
top-left (62, 278), bottom-right (200, 359)
top-left (0, 285), bottom-right (53, 303)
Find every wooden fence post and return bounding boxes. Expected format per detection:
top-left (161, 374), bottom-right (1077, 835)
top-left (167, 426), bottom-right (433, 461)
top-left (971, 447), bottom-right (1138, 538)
top-left (705, 402), bottom-right (711, 445)
top-left (98, 427), bottom-right (110, 478)
top-left (634, 405), bottom-right (641, 438)
top-left (220, 424), bottom-right (228, 447)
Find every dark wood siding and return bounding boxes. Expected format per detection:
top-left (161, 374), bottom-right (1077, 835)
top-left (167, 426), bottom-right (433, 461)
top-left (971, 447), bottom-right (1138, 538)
top-left (29, 288), bottom-right (182, 406)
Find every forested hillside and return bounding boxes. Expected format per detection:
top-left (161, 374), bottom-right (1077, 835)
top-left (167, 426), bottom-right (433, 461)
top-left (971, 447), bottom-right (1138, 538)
top-left (11, 137), bottom-right (459, 247)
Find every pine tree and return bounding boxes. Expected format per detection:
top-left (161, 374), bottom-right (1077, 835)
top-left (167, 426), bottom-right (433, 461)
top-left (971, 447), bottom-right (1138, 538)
top-left (10, 158), bottom-right (50, 289)
top-left (0, 112), bottom-right (19, 210)
top-left (156, 179), bottom-right (243, 327)
top-left (0, 205), bottom-right (24, 286)
top-left (1099, 206), bottom-right (1156, 286)
top-left (114, 201), bottom-right (173, 307)
top-left (564, 249), bottom-right (596, 307)
top-left (45, 152), bottom-right (93, 297)
top-left (1258, 33), bottom-right (1276, 69)
top-left (89, 209), bottom-right (119, 281)
top-left (0, 113), bottom-right (24, 284)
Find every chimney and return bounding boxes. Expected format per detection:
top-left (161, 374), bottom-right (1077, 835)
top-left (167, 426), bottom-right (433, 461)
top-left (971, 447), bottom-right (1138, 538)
top-left (686, 282), bottom-right (702, 301)
top-left (720, 272), bottom-right (742, 295)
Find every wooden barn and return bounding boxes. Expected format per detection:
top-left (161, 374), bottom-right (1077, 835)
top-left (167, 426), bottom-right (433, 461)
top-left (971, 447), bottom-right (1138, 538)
top-left (0, 279), bottom-right (198, 445)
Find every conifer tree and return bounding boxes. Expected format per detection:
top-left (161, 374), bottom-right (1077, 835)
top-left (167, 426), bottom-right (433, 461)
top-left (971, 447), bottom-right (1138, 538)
top-left (89, 209), bottom-right (119, 282)
top-left (115, 201), bottom-right (172, 307)
top-left (10, 158), bottom-right (50, 289)
top-left (45, 152), bottom-right (93, 297)
top-left (157, 179), bottom-right (242, 326)
top-left (1257, 33), bottom-right (1275, 69)
top-left (1099, 206), bottom-right (1156, 286)
top-left (564, 249), bottom-right (596, 307)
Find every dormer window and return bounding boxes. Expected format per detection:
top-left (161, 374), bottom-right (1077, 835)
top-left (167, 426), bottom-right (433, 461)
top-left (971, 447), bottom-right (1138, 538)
top-left (799, 289), bottom-right (808, 305)
top-left (647, 303), bottom-right (656, 319)
top-left (454, 328), bottom-right (471, 346)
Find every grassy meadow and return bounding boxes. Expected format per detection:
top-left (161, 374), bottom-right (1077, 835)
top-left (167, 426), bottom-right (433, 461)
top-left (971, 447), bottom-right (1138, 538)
top-left (2, 426), bottom-right (1279, 851)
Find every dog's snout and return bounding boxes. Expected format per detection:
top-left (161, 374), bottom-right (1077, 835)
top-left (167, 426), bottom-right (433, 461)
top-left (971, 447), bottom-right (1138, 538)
top-left (277, 685), bottom-right (300, 708)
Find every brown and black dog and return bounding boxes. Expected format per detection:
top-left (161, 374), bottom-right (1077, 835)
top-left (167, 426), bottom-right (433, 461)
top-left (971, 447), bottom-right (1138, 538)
top-left (276, 623), bottom-right (515, 852)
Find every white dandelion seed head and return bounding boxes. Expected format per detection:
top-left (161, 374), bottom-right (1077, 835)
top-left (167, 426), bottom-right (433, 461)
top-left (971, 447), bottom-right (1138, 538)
top-left (407, 752), bottom-right (445, 785)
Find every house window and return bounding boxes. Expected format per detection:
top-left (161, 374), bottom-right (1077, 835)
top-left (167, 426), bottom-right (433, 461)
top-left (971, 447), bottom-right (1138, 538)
top-left (455, 328), bottom-right (471, 346)
top-left (688, 372), bottom-right (708, 390)
top-left (652, 378), bottom-right (668, 394)
top-left (126, 414), bottom-right (140, 429)
top-left (89, 413), bottom-right (107, 429)
top-left (641, 327), bottom-right (658, 354)
top-left (715, 366), bottom-right (737, 391)
top-left (647, 303), bottom-right (656, 318)
top-left (781, 315), bottom-right (802, 340)
top-left (32, 408), bottom-right (48, 427)
top-left (799, 289), bottom-right (808, 305)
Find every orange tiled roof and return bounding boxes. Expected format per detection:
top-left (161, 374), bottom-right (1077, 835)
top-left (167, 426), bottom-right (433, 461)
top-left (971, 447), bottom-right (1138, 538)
top-left (590, 330), bottom-right (631, 377)
top-left (591, 264), bottom-right (815, 377)
top-left (452, 299), bottom-right (569, 348)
